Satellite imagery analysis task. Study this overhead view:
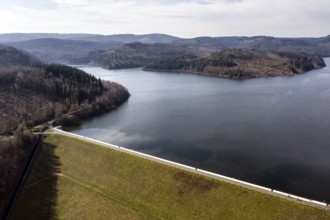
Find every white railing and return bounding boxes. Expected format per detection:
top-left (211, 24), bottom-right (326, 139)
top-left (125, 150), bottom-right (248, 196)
top-left (52, 127), bottom-right (329, 209)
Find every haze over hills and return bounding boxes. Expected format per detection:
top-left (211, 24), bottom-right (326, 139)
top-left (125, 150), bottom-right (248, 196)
top-left (5, 38), bottom-right (123, 64)
top-left (1, 33), bottom-right (181, 64)
top-left (81, 33), bottom-right (181, 44)
top-left (0, 33), bottom-right (180, 44)
top-left (173, 35), bottom-right (330, 56)
top-left (89, 42), bottom-right (195, 69)
top-left (0, 33), bottom-right (104, 43)
top-left (1, 33), bottom-right (329, 66)
top-left (0, 44), bottom-right (43, 67)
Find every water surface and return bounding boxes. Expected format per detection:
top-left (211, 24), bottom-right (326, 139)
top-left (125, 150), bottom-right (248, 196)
top-left (73, 59), bottom-right (330, 202)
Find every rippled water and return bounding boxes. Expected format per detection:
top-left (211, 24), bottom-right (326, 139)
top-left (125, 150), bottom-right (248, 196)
top-left (73, 58), bottom-right (330, 202)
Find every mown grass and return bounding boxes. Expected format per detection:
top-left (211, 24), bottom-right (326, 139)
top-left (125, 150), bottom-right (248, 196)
top-left (9, 135), bottom-right (330, 220)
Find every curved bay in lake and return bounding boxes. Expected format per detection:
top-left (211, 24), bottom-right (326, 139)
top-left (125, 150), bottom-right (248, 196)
top-left (73, 58), bottom-right (330, 202)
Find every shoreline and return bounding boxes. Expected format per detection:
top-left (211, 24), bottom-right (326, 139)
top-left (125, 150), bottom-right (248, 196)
top-left (51, 127), bottom-right (329, 211)
top-left (143, 65), bottom-right (327, 79)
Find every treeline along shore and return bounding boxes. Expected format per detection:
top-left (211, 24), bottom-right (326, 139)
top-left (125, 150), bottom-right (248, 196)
top-left (0, 34), bottom-right (329, 218)
top-left (0, 45), bottom-right (130, 217)
top-left (144, 49), bottom-right (326, 79)
top-left (0, 64), bottom-right (130, 135)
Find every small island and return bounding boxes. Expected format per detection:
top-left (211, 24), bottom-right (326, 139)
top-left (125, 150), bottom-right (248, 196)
top-left (144, 49), bottom-right (326, 79)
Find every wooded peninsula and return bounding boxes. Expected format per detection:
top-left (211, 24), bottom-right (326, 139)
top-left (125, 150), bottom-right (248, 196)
top-left (144, 49), bottom-right (325, 78)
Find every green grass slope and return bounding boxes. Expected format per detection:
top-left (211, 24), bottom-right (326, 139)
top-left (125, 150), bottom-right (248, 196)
top-left (9, 135), bottom-right (330, 220)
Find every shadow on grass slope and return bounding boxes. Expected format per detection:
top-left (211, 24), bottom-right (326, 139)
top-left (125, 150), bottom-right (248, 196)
top-left (9, 142), bottom-right (60, 220)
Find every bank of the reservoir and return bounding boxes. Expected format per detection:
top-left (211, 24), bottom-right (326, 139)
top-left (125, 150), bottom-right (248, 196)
top-left (74, 59), bottom-right (330, 203)
top-left (144, 49), bottom-right (325, 79)
top-left (9, 133), bottom-right (330, 219)
top-left (54, 128), bottom-right (329, 209)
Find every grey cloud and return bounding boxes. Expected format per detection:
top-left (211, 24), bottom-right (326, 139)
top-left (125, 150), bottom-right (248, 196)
top-left (2, 0), bottom-right (58, 10)
top-left (165, 15), bottom-right (195, 19)
top-left (134, 0), bottom-right (215, 5)
top-left (224, 0), bottom-right (243, 3)
top-left (155, 0), bottom-right (242, 4)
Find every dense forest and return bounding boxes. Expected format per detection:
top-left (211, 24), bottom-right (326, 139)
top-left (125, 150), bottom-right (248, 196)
top-left (89, 42), bottom-right (194, 69)
top-left (0, 64), bottom-right (130, 135)
top-left (144, 49), bottom-right (325, 79)
top-left (0, 60), bottom-right (130, 216)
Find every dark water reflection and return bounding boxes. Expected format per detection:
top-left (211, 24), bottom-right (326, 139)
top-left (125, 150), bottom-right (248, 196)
top-left (73, 58), bottom-right (330, 202)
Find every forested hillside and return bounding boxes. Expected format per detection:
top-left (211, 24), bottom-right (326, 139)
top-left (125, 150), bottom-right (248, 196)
top-left (0, 46), bottom-right (130, 217)
top-left (174, 35), bottom-right (330, 57)
top-left (87, 36), bottom-right (330, 70)
top-left (144, 49), bottom-right (325, 78)
top-left (1, 33), bottom-right (181, 64)
top-left (2, 34), bottom-right (330, 66)
top-left (89, 42), bottom-right (194, 69)
top-left (0, 44), bottom-right (42, 67)
top-left (0, 64), bottom-right (130, 134)
top-left (5, 38), bottom-right (123, 64)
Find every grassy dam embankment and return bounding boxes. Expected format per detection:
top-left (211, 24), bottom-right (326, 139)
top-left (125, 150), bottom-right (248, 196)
top-left (9, 133), bottom-right (330, 220)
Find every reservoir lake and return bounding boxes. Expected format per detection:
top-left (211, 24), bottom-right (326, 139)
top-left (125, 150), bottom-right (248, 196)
top-left (73, 58), bottom-right (330, 202)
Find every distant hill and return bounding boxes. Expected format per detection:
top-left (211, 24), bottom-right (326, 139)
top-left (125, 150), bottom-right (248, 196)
top-left (2, 33), bottom-right (330, 66)
top-left (175, 36), bottom-right (330, 57)
top-left (89, 42), bottom-right (194, 69)
top-left (0, 33), bottom-right (103, 43)
top-left (230, 36), bottom-right (330, 57)
top-left (0, 33), bottom-right (180, 44)
top-left (144, 49), bottom-right (325, 79)
top-left (4, 38), bottom-right (123, 64)
top-left (1, 33), bottom-right (181, 64)
top-left (174, 37), bottom-right (225, 55)
top-left (0, 44), bottom-right (42, 67)
top-left (88, 35), bottom-right (330, 70)
top-left (82, 33), bottom-right (180, 44)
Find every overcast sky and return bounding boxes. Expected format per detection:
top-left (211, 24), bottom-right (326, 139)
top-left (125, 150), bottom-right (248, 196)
top-left (0, 0), bottom-right (329, 38)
